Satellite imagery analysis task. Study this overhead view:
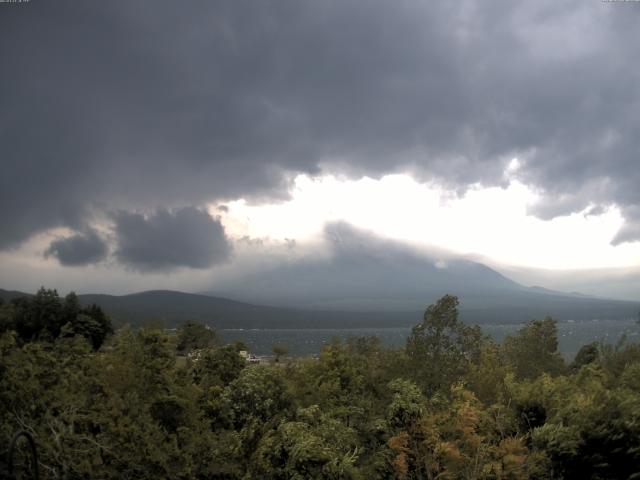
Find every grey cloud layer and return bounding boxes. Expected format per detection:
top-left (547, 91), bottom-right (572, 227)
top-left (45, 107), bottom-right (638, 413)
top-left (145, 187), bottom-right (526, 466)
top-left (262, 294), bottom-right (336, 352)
top-left (45, 229), bottom-right (108, 266)
top-left (2, 0), bottom-right (640, 250)
top-left (112, 207), bottom-right (231, 271)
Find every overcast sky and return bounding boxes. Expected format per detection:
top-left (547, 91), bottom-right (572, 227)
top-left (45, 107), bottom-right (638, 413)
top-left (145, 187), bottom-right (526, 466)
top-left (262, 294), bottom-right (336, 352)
top-left (1, 0), bottom-right (639, 297)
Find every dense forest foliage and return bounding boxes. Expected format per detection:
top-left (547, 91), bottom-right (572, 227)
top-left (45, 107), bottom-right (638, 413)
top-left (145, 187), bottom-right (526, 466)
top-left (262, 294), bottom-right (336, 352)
top-left (1, 289), bottom-right (640, 479)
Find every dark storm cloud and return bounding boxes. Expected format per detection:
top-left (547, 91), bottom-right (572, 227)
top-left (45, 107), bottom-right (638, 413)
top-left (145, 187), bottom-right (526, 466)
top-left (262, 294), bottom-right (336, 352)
top-left (112, 207), bottom-right (231, 271)
top-left (44, 229), bottom-right (108, 266)
top-left (2, 0), bottom-right (640, 249)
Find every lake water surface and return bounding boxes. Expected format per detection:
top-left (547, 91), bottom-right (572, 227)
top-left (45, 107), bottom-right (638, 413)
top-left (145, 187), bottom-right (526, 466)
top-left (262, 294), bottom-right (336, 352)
top-left (220, 318), bottom-right (640, 358)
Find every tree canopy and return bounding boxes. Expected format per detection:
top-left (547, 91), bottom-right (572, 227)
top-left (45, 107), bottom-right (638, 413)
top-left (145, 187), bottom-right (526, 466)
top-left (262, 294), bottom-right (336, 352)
top-left (0, 288), bottom-right (112, 349)
top-left (176, 319), bottom-right (218, 354)
top-left (1, 290), bottom-right (640, 479)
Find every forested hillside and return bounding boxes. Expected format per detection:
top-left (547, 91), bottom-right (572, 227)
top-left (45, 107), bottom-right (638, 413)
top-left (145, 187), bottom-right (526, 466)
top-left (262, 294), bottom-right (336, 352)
top-left (1, 290), bottom-right (640, 479)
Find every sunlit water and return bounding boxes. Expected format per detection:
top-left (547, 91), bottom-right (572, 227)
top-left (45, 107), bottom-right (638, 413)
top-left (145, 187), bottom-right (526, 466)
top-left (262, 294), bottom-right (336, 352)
top-left (220, 319), bottom-right (640, 358)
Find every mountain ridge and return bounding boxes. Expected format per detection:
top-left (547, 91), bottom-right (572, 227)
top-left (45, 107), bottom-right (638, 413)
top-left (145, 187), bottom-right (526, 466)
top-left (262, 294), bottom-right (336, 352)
top-left (2, 286), bottom-right (638, 330)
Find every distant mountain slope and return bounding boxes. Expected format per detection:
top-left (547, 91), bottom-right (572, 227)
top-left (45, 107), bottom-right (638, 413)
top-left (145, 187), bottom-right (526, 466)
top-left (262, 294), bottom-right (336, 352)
top-left (77, 290), bottom-right (417, 329)
top-left (209, 256), bottom-right (524, 311)
top-left (5, 223), bottom-right (637, 329)
top-left (206, 245), bottom-right (638, 316)
top-left (0, 289), bottom-right (30, 302)
top-left (2, 287), bottom-right (638, 329)
top-left (201, 223), bottom-right (640, 323)
top-left (497, 265), bottom-right (640, 302)
top-left (3, 288), bottom-right (371, 328)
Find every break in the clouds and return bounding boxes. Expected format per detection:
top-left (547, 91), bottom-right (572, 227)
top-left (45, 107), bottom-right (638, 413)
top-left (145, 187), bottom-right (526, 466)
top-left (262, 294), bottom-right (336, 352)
top-left (1, 0), bottom-right (640, 250)
top-left (44, 229), bottom-right (108, 266)
top-left (112, 207), bottom-right (231, 272)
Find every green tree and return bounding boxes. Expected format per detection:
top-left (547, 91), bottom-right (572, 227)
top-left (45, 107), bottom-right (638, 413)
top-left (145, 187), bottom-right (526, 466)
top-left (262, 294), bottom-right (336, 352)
top-left (0, 299), bottom-right (16, 334)
top-left (386, 379), bottom-right (425, 430)
top-left (272, 343), bottom-right (288, 362)
top-left (503, 317), bottom-right (565, 380)
top-left (58, 298), bottom-right (112, 350)
top-left (81, 303), bottom-right (113, 343)
top-left (406, 295), bottom-right (483, 394)
top-left (176, 320), bottom-right (217, 354)
top-left (191, 344), bottom-right (246, 389)
top-left (303, 339), bottom-right (372, 427)
top-left (466, 341), bottom-right (511, 405)
top-left (252, 405), bottom-right (362, 479)
top-left (569, 342), bottom-right (599, 373)
top-left (4, 289), bottom-right (112, 349)
top-left (222, 366), bottom-right (291, 429)
top-left (62, 291), bottom-right (81, 325)
top-left (598, 335), bottom-right (640, 379)
top-left (13, 287), bottom-right (64, 341)
top-left (61, 313), bottom-right (103, 349)
top-left (529, 368), bottom-right (640, 479)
